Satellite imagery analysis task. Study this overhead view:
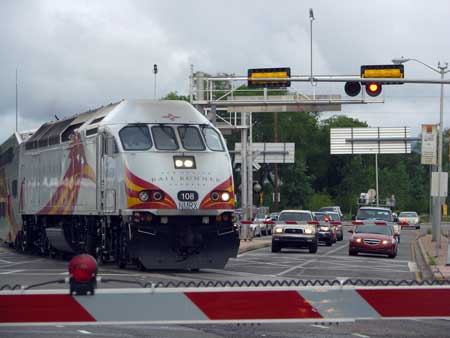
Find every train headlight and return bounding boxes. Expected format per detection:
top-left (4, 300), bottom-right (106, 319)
top-left (173, 156), bottom-right (196, 169)
top-left (138, 191), bottom-right (150, 202)
top-left (184, 159), bottom-right (194, 168)
top-left (221, 192), bottom-right (230, 202)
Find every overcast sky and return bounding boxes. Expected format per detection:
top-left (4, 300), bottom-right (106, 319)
top-left (1, 0), bottom-right (450, 143)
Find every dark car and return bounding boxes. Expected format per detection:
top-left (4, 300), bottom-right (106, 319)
top-left (313, 212), bottom-right (336, 246)
top-left (349, 224), bottom-right (398, 258)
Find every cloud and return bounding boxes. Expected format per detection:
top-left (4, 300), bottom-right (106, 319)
top-left (1, 0), bottom-right (450, 143)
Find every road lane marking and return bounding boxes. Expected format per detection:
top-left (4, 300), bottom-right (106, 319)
top-left (77, 330), bottom-right (92, 334)
top-left (352, 333), bottom-right (370, 338)
top-left (0, 259), bottom-right (13, 264)
top-left (311, 324), bottom-right (329, 329)
top-left (408, 261), bottom-right (419, 272)
top-left (276, 242), bottom-right (348, 276)
top-left (0, 269), bottom-right (24, 275)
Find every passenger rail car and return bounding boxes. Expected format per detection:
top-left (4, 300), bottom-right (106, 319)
top-left (0, 100), bottom-right (239, 269)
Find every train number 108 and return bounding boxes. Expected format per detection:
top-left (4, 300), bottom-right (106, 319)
top-left (177, 191), bottom-right (199, 201)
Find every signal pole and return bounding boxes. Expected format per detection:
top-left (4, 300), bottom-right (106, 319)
top-left (153, 64), bottom-right (158, 99)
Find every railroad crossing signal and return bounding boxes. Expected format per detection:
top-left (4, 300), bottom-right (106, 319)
top-left (344, 64), bottom-right (404, 97)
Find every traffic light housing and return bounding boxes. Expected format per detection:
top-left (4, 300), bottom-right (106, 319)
top-left (366, 82), bottom-right (382, 97)
top-left (344, 64), bottom-right (404, 97)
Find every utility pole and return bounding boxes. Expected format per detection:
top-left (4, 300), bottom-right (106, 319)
top-left (274, 111), bottom-right (279, 211)
top-left (15, 68), bottom-right (18, 132)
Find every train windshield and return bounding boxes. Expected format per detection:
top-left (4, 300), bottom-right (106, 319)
top-left (152, 126), bottom-right (179, 150)
top-left (119, 125), bottom-right (152, 150)
top-left (178, 126), bottom-right (205, 151)
top-left (202, 127), bottom-right (224, 151)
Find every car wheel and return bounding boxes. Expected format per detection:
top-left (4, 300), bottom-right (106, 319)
top-left (388, 250), bottom-right (397, 259)
top-left (416, 225), bottom-right (420, 230)
top-left (338, 234), bottom-right (343, 241)
top-left (271, 243), bottom-right (281, 253)
top-left (309, 241), bottom-right (318, 253)
top-left (349, 249), bottom-right (357, 256)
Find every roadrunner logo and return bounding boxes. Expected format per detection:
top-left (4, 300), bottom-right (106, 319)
top-left (39, 133), bottom-right (95, 215)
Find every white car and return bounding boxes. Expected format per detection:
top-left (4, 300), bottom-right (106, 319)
top-left (398, 211), bottom-right (420, 229)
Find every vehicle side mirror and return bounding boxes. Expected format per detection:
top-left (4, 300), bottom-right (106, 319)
top-left (348, 229), bottom-right (354, 233)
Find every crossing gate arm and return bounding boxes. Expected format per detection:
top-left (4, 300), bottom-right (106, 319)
top-left (2, 285), bottom-right (450, 325)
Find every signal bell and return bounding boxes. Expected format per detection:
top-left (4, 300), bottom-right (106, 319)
top-left (366, 82), bottom-right (382, 97)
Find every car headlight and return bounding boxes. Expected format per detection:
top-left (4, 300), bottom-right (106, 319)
top-left (304, 227), bottom-right (314, 234)
top-left (320, 226), bottom-right (330, 231)
top-left (355, 238), bottom-right (362, 243)
top-left (382, 239), bottom-right (389, 245)
top-left (274, 227), bottom-right (283, 234)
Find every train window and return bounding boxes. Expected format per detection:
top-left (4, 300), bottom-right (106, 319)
top-left (86, 127), bottom-right (98, 136)
top-left (152, 126), bottom-right (179, 151)
top-left (202, 127), bottom-right (224, 151)
top-left (61, 123), bottom-right (84, 142)
top-left (90, 116), bottom-right (104, 125)
top-left (119, 125), bottom-right (152, 151)
top-left (177, 126), bottom-right (205, 151)
top-left (11, 180), bottom-right (17, 198)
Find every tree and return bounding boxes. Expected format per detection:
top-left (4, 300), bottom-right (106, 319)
top-left (161, 91), bottom-right (189, 101)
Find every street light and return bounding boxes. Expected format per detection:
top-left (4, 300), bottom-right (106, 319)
top-left (392, 56), bottom-right (450, 252)
top-left (309, 8), bottom-right (315, 84)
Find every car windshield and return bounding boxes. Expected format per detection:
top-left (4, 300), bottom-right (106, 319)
top-left (151, 126), bottom-right (179, 150)
top-left (399, 212), bottom-right (418, 217)
top-left (119, 125), bottom-right (152, 150)
top-left (325, 212), bottom-right (340, 220)
top-left (314, 213), bottom-right (330, 221)
top-left (279, 212), bottom-right (312, 222)
top-left (319, 207), bottom-right (334, 212)
top-left (177, 126), bottom-right (205, 151)
top-left (355, 225), bottom-right (393, 236)
top-left (357, 209), bottom-right (391, 221)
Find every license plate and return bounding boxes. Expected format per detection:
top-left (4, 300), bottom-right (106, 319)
top-left (178, 201), bottom-right (198, 210)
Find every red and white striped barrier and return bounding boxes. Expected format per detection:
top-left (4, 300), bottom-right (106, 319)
top-left (2, 286), bottom-right (450, 325)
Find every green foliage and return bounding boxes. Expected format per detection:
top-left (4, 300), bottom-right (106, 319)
top-left (161, 91), bottom-right (189, 101)
top-left (427, 228), bottom-right (432, 235)
top-left (307, 194), bottom-right (335, 211)
top-left (428, 255), bottom-right (436, 266)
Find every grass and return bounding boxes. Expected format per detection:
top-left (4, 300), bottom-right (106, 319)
top-left (427, 228), bottom-right (432, 235)
top-left (428, 255), bottom-right (437, 266)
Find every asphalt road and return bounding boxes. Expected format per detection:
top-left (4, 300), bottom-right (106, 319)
top-left (2, 223), bottom-right (450, 337)
top-left (0, 223), bottom-right (420, 288)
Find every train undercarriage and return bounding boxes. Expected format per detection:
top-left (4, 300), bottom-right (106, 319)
top-left (14, 213), bottom-right (240, 270)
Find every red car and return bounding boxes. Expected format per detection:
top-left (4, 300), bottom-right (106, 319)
top-left (349, 224), bottom-right (398, 258)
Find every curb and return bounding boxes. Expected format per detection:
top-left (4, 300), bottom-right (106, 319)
top-left (238, 241), bottom-right (271, 254)
top-left (417, 235), bottom-right (435, 280)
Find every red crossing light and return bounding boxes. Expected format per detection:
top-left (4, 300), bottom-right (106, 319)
top-left (366, 82), bottom-right (382, 97)
top-left (68, 254), bottom-right (98, 295)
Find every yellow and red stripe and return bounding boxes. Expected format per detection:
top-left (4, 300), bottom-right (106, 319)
top-left (125, 167), bottom-right (176, 209)
top-left (199, 177), bottom-right (235, 209)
